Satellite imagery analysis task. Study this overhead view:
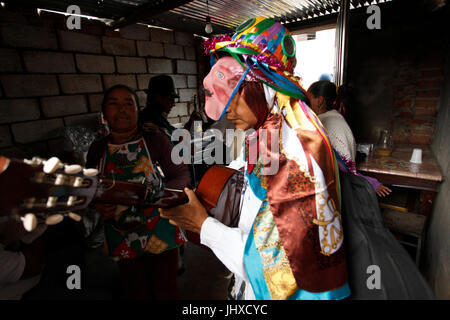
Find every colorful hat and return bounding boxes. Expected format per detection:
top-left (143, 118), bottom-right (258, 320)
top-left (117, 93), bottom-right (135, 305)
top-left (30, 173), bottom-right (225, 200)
top-left (207, 17), bottom-right (308, 103)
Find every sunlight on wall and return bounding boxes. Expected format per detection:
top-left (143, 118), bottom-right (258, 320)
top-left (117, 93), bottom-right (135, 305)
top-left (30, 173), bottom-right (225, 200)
top-left (294, 28), bottom-right (336, 91)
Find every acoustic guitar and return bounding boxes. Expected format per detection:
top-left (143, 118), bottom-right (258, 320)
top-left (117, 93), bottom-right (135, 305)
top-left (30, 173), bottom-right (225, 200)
top-left (0, 156), bottom-right (242, 241)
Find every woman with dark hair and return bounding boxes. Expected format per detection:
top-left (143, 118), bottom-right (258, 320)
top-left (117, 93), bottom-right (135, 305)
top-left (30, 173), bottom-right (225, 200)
top-left (160, 17), bottom-right (350, 300)
top-left (307, 80), bottom-right (391, 197)
top-left (86, 84), bottom-right (191, 299)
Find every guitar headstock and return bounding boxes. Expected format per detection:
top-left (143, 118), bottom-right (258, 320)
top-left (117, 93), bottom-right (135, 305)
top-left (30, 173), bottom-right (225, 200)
top-left (0, 156), bottom-right (99, 231)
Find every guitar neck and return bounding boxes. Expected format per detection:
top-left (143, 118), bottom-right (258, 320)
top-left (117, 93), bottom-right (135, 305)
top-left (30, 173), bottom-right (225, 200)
top-left (94, 178), bottom-right (188, 209)
top-left (94, 178), bottom-right (147, 206)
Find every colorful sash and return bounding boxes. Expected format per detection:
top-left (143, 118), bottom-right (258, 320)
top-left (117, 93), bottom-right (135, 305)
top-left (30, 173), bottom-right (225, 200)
top-left (242, 94), bottom-right (350, 299)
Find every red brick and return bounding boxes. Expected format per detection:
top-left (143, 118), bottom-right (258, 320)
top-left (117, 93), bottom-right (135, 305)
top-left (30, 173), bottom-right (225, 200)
top-left (393, 99), bottom-right (412, 108)
top-left (419, 57), bottom-right (443, 69)
top-left (414, 99), bottom-right (438, 108)
top-left (393, 132), bottom-right (409, 144)
top-left (406, 119), bottom-right (430, 126)
top-left (409, 135), bottom-right (432, 145)
top-left (396, 111), bottom-right (413, 118)
top-left (411, 127), bottom-right (434, 136)
top-left (415, 107), bottom-right (437, 117)
top-left (416, 89), bottom-right (440, 98)
top-left (419, 70), bottom-right (443, 79)
top-left (416, 79), bottom-right (441, 89)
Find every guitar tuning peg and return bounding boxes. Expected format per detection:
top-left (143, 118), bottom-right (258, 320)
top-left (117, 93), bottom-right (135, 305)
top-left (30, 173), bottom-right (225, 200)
top-left (67, 196), bottom-right (77, 206)
top-left (64, 164), bottom-right (83, 175)
top-left (55, 174), bottom-right (66, 186)
top-left (23, 197), bottom-right (36, 209)
top-left (67, 212), bottom-right (82, 222)
top-left (45, 214), bottom-right (64, 225)
top-left (83, 168), bottom-right (99, 177)
top-left (73, 177), bottom-right (84, 187)
top-left (21, 213), bottom-right (37, 232)
top-left (43, 157), bottom-right (62, 174)
top-left (46, 196), bottom-right (57, 208)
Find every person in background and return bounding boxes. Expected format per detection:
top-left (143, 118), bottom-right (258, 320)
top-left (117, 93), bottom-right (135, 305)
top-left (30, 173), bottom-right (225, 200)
top-left (0, 219), bottom-right (46, 300)
top-left (141, 74), bottom-right (203, 275)
top-left (140, 75), bottom-right (180, 138)
top-left (307, 80), bottom-right (392, 197)
top-left (86, 84), bottom-right (191, 299)
top-left (319, 73), bottom-right (333, 82)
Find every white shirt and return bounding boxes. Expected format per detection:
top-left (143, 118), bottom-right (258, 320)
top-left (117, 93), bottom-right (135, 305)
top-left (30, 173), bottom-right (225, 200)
top-left (199, 151), bottom-right (260, 300)
top-left (318, 110), bottom-right (356, 162)
top-left (0, 224), bottom-right (46, 300)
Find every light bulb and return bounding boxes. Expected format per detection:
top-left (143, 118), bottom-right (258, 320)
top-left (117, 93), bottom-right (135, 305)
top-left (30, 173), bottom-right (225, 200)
top-left (205, 16), bottom-right (213, 34)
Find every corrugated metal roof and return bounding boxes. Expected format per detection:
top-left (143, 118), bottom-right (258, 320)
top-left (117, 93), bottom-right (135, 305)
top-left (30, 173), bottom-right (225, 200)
top-left (6, 0), bottom-right (394, 34)
top-left (169, 0), bottom-right (394, 30)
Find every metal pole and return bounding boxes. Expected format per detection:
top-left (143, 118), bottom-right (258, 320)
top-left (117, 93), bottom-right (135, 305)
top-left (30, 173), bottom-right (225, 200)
top-left (335, 0), bottom-right (349, 87)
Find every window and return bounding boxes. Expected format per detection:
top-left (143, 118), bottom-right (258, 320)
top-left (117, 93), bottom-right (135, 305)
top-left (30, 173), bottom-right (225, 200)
top-left (293, 28), bottom-right (336, 90)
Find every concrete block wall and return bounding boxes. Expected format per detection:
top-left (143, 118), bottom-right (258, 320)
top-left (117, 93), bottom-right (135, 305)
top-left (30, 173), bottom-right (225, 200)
top-left (0, 10), bottom-right (201, 160)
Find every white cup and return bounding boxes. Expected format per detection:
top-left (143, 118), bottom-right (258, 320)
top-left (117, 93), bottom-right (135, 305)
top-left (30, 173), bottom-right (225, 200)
top-left (410, 148), bottom-right (422, 164)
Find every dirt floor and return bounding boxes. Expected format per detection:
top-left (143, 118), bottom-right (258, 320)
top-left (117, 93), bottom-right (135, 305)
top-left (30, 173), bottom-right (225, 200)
top-left (178, 241), bottom-right (231, 300)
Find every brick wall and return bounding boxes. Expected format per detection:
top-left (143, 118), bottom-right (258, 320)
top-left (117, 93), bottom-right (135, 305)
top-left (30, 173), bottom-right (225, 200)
top-left (0, 10), bottom-right (201, 160)
top-left (390, 53), bottom-right (443, 145)
top-left (346, 3), bottom-right (447, 146)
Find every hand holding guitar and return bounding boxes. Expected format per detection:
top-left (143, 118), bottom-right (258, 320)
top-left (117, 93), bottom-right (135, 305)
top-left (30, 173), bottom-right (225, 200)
top-left (159, 188), bottom-right (209, 234)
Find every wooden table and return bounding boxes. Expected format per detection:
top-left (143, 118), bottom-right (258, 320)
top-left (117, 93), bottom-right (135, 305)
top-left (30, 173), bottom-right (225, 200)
top-left (357, 146), bottom-right (443, 266)
top-left (357, 146), bottom-right (443, 217)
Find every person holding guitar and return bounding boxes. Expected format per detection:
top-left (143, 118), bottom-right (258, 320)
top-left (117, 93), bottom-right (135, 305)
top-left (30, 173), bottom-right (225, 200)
top-left (160, 17), bottom-right (351, 300)
top-left (85, 84), bottom-right (191, 300)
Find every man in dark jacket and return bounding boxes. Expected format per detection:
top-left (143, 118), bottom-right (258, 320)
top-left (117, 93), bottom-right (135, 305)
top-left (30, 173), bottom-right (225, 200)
top-left (140, 75), bottom-right (180, 138)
